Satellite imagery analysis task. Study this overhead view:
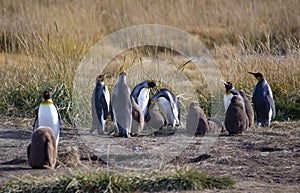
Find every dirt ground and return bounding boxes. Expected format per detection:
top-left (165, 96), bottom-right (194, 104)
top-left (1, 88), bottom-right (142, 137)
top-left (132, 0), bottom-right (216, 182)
top-left (0, 114), bottom-right (299, 192)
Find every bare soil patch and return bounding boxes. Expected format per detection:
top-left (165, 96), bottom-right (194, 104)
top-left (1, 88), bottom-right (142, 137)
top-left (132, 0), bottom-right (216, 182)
top-left (0, 114), bottom-right (299, 192)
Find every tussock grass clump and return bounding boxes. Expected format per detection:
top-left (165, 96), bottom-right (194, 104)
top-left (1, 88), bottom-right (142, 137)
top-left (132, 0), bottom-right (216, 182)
top-left (0, 0), bottom-right (299, 122)
top-left (0, 170), bottom-right (234, 192)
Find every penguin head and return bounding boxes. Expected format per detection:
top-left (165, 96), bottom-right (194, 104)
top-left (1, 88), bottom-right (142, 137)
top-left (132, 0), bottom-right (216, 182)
top-left (222, 80), bottom-right (234, 92)
top-left (248, 72), bottom-right (263, 81)
top-left (96, 72), bottom-right (110, 83)
top-left (147, 80), bottom-right (157, 88)
top-left (189, 101), bottom-right (199, 108)
top-left (43, 89), bottom-right (52, 100)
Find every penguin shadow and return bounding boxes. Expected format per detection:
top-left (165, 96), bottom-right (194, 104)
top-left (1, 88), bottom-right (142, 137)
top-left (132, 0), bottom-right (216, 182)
top-left (0, 130), bottom-right (31, 140)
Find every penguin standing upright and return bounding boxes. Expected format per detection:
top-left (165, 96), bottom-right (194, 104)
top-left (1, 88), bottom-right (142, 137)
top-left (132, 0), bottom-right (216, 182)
top-left (131, 80), bottom-right (157, 116)
top-left (222, 81), bottom-right (245, 111)
top-left (33, 89), bottom-right (61, 147)
top-left (222, 81), bottom-right (254, 128)
top-left (130, 96), bottom-right (144, 136)
top-left (239, 90), bottom-right (254, 128)
top-left (186, 101), bottom-right (210, 136)
top-left (144, 101), bottom-right (165, 131)
top-left (111, 72), bottom-right (132, 137)
top-left (91, 73), bottom-right (110, 135)
top-left (224, 91), bottom-right (248, 135)
top-left (248, 72), bottom-right (276, 126)
top-left (150, 88), bottom-right (181, 127)
top-left (27, 126), bottom-right (57, 169)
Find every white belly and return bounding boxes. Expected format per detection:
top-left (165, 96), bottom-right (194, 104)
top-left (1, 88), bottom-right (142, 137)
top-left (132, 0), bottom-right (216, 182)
top-left (137, 88), bottom-right (150, 116)
top-left (157, 97), bottom-right (176, 126)
top-left (223, 94), bottom-right (233, 111)
top-left (38, 104), bottom-right (60, 146)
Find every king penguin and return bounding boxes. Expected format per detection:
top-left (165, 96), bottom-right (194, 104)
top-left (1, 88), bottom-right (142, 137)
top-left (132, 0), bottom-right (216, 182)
top-left (224, 91), bottom-right (248, 135)
top-left (186, 101), bottom-right (209, 136)
top-left (91, 73), bottom-right (110, 135)
top-left (111, 72), bottom-right (132, 137)
top-left (131, 80), bottom-right (157, 117)
top-left (150, 88), bottom-right (181, 127)
top-left (222, 81), bottom-right (245, 111)
top-left (248, 72), bottom-right (276, 126)
top-left (33, 89), bottom-right (61, 147)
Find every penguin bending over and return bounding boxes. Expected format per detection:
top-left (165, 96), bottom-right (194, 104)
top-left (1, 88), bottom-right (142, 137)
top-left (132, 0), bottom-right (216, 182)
top-left (150, 88), bottom-right (181, 127)
top-left (248, 72), bottom-right (275, 127)
top-left (33, 89), bottom-right (61, 147)
top-left (91, 73), bottom-right (110, 134)
top-left (225, 91), bottom-right (248, 135)
top-left (131, 80), bottom-right (157, 117)
top-left (111, 72), bottom-right (132, 137)
top-left (27, 126), bottom-right (57, 169)
top-left (186, 101), bottom-right (209, 136)
top-left (130, 96), bottom-right (144, 136)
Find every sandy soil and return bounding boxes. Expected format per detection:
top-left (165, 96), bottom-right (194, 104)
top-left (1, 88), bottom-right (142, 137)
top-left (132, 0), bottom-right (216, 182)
top-left (0, 114), bottom-right (299, 192)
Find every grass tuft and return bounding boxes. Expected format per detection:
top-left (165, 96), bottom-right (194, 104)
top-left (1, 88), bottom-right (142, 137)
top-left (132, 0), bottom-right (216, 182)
top-left (0, 170), bottom-right (234, 192)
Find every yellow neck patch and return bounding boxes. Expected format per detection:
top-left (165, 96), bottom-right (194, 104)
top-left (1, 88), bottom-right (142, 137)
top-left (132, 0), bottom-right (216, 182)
top-left (42, 100), bottom-right (53, 105)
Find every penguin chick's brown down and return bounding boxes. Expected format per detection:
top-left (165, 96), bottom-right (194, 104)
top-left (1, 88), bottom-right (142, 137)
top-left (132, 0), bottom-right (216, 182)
top-left (186, 101), bottom-right (210, 136)
top-left (239, 90), bottom-right (254, 128)
top-left (130, 96), bottom-right (144, 136)
top-left (144, 102), bottom-right (165, 131)
top-left (225, 95), bottom-right (248, 135)
top-left (27, 126), bottom-right (57, 169)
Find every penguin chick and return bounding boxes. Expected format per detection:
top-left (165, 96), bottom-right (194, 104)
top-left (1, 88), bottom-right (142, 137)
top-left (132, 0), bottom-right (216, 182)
top-left (207, 117), bottom-right (224, 133)
top-left (248, 72), bottom-right (276, 127)
top-left (130, 96), bottom-right (144, 136)
top-left (27, 126), bottom-right (57, 169)
top-left (239, 90), bottom-right (254, 128)
top-left (186, 101), bottom-right (209, 137)
top-left (224, 95), bottom-right (248, 135)
top-left (144, 101), bottom-right (165, 133)
top-left (91, 73), bottom-right (110, 135)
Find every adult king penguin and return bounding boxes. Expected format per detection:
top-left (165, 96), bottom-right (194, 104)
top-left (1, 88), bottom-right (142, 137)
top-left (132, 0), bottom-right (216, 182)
top-left (33, 89), bottom-right (61, 147)
top-left (150, 88), bottom-right (181, 127)
top-left (222, 81), bottom-right (244, 111)
top-left (111, 72), bottom-right (132, 137)
top-left (131, 80), bottom-right (157, 116)
top-left (91, 73), bottom-right (110, 134)
top-left (248, 72), bottom-right (275, 126)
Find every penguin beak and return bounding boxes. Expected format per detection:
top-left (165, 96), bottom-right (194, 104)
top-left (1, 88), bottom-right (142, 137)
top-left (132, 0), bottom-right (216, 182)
top-left (248, 72), bottom-right (255, 75)
top-left (221, 80), bottom-right (228, 85)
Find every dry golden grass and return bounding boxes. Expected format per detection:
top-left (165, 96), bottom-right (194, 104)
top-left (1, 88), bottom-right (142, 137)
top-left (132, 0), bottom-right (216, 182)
top-left (0, 0), bottom-right (299, 120)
